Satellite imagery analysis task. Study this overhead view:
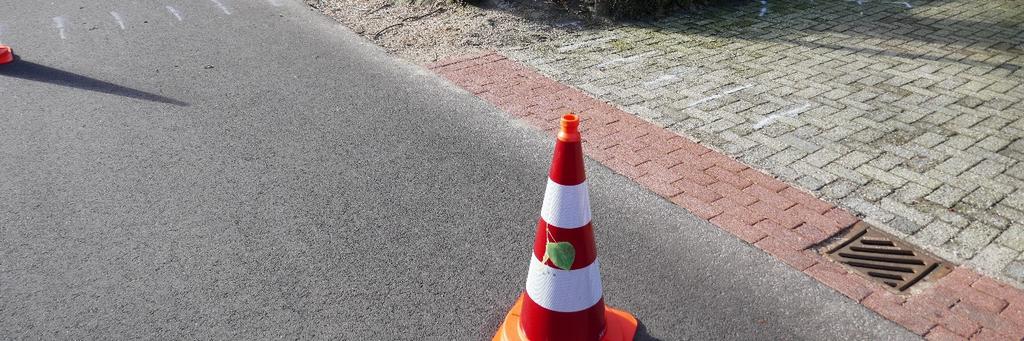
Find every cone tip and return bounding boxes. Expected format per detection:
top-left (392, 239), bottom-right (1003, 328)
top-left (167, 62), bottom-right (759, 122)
top-left (557, 113), bottom-right (580, 142)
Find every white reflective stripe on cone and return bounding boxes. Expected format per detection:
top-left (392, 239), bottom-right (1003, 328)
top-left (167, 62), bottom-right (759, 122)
top-left (540, 179), bottom-right (592, 229)
top-left (525, 255), bottom-right (603, 312)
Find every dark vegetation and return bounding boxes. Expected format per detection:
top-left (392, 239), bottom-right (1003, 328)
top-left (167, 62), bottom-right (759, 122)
top-left (586, 0), bottom-right (713, 19)
top-left (458, 0), bottom-right (714, 19)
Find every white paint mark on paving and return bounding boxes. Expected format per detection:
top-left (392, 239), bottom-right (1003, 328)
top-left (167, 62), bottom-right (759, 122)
top-left (558, 36), bottom-right (618, 53)
top-left (722, 84), bottom-right (751, 95)
top-left (266, 0), bottom-right (283, 6)
top-left (891, 1), bottom-right (912, 8)
top-left (643, 67), bottom-right (698, 88)
top-left (687, 84), bottom-right (752, 107)
top-left (52, 16), bottom-right (67, 40)
top-left (166, 6), bottom-right (184, 21)
top-left (595, 51), bottom-right (657, 69)
top-left (758, 0), bottom-right (767, 17)
top-left (753, 103), bottom-right (810, 129)
top-left (644, 74), bottom-right (680, 88)
top-left (687, 95), bottom-right (719, 107)
top-left (209, 0), bottom-right (232, 15)
top-left (110, 11), bottom-right (126, 30)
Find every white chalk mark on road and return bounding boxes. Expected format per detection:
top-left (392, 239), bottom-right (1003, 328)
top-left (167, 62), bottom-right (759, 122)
top-left (209, 0), bottom-right (232, 15)
top-left (166, 6), bottom-right (184, 21)
top-left (558, 36), bottom-right (618, 53)
top-left (753, 103), bottom-right (810, 129)
top-left (758, 0), bottom-right (767, 17)
top-left (52, 16), bottom-right (67, 40)
top-left (687, 84), bottom-right (752, 107)
top-left (595, 51), bottom-right (657, 69)
top-left (891, 1), bottom-right (912, 8)
top-left (110, 11), bottom-right (126, 30)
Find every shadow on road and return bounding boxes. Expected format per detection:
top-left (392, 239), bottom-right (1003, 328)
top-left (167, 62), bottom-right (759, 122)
top-left (635, 320), bottom-right (664, 341)
top-left (0, 58), bottom-right (189, 107)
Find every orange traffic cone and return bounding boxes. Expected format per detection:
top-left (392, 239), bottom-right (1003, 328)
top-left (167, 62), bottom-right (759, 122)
top-left (0, 45), bottom-right (13, 65)
top-left (494, 113), bottom-right (637, 341)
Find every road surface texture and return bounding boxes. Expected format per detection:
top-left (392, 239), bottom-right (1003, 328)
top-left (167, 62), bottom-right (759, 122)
top-left (0, 0), bottom-right (917, 339)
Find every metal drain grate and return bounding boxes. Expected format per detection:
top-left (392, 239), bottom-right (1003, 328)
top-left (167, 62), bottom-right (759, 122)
top-left (825, 222), bottom-right (948, 291)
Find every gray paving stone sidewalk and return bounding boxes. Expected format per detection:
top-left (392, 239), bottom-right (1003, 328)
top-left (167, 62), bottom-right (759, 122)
top-left (504, 0), bottom-right (1024, 287)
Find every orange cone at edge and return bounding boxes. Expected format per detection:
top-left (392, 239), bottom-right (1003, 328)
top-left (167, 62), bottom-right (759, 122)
top-left (493, 113), bottom-right (638, 341)
top-left (0, 45), bottom-right (13, 65)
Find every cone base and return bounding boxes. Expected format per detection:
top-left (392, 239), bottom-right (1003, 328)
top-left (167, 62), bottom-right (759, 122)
top-left (0, 46), bottom-right (12, 65)
top-left (493, 295), bottom-right (637, 341)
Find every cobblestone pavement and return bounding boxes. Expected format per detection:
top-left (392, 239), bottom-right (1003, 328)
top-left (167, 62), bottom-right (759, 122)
top-left (504, 0), bottom-right (1024, 287)
top-left (431, 51), bottom-right (1024, 339)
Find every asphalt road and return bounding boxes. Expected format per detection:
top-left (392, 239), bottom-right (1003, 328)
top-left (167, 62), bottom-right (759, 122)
top-left (0, 1), bottom-right (919, 339)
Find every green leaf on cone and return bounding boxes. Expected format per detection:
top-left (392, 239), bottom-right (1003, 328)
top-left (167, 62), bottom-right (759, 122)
top-left (544, 241), bottom-right (575, 270)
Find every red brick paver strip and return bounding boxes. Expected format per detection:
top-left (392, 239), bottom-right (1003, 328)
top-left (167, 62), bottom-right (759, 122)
top-left (428, 51), bottom-right (1024, 340)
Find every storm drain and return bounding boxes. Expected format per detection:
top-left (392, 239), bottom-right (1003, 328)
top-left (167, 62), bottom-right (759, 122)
top-left (825, 222), bottom-right (949, 291)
